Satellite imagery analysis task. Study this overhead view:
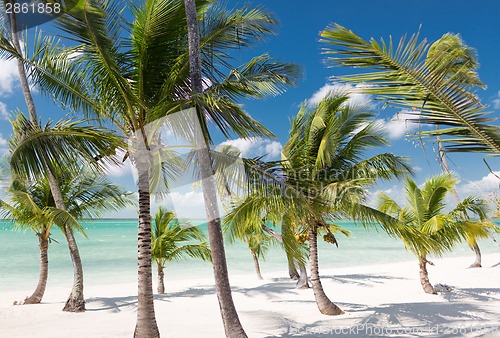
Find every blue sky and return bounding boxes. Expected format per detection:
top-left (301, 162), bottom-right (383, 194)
top-left (0, 0), bottom-right (499, 218)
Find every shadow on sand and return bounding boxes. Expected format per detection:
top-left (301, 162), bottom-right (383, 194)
top-left (83, 272), bottom-right (499, 337)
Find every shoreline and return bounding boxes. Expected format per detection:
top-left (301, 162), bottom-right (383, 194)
top-left (1, 253), bottom-right (499, 337)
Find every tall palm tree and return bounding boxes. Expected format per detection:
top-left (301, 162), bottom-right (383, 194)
top-left (226, 92), bottom-right (411, 315)
top-left (1, 8), bottom-right (124, 312)
top-left (151, 207), bottom-right (211, 294)
top-left (320, 24), bottom-right (500, 156)
top-left (0, 1), bottom-right (299, 335)
top-left (0, 169), bottom-right (130, 304)
top-left (376, 174), bottom-right (497, 294)
top-left (183, 0), bottom-right (247, 335)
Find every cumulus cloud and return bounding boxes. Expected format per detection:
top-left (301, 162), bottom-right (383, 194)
top-left (379, 110), bottom-right (420, 140)
top-left (217, 137), bottom-right (282, 160)
top-left (493, 90), bottom-right (500, 109)
top-left (308, 83), bottom-right (373, 109)
top-left (457, 171), bottom-right (500, 196)
top-left (0, 102), bottom-right (9, 119)
top-left (157, 189), bottom-right (223, 220)
top-left (0, 134), bottom-right (7, 147)
top-left (103, 148), bottom-right (134, 177)
top-left (309, 83), bottom-right (421, 141)
top-left (0, 58), bottom-right (19, 96)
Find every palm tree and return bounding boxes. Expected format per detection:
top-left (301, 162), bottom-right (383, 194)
top-left (226, 92), bottom-right (411, 315)
top-left (0, 1), bottom-right (299, 335)
top-left (320, 24), bottom-right (500, 156)
top-left (183, 0), bottom-right (248, 334)
top-left (376, 174), bottom-right (497, 294)
top-left (0, 178), bottom-right (55, 305)
top-left (427, 33), bottom-right (486, 267)
top-left (224, 219), bottom-right (279, 280)
top-left (1, 7), bottom-right (124, 312)
top-left (151, 207), bottom-right (211, 294)
top-left (7, 113), bottom-right (123, 312)
top-left (0, 169), bottom-right (130, 304)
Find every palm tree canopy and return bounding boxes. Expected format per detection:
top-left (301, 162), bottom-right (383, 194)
top-left (151, 207), bottom-right (211, 267)
top-left (225, 91), bottom-right (412, 265)
top-left (0, 168), bottom-right (131, 237)
top-left (0, 0), bottom-right (300, 144)
top-left (8, 113), bottom-right (123, 181)
top-left (377, 173), bottom-right (498, 257)
top-left (320, 24), bottom-right (500, 156)
top-left (0, 178), bottom-right (55, 239)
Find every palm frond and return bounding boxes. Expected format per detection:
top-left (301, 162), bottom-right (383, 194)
top-left (321, 24), bottom-right (500, 155)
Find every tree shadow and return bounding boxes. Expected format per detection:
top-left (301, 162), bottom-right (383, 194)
top-left (439, 286), bottom-right (500, 303)
top-left (266, 299), bottom-right (500, 337)
top-left (159, 286), bottom-right (216, 298)
top-left (85, 295), bottom-right (139, 312)
top-left (232, 281), bottom-right (304, 300)
top-left (320, 274), bottom-right (409, 287)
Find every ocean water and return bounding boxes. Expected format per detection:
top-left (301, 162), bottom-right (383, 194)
top-left (0, 219), bottom-right (498, 292)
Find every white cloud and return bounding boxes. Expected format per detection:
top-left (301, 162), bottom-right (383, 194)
top-left (380, 110), bottom-right (419, 140)
top-left (369, 172), bottom-right (500, 216)
top-left (0, 58), bottom-right (19, 96)
top-left (457, 171), bottom-right (500, 195)
top-left (308, 83), bottom-right (373, 109)
top-left (0, 102), bottom-right (9, 119)
top-left (309, 84), bottom-right (423, 141)
top-left (104, 148), bottom-right (134, 177)
top-left (493, 90), bottom-right (500, 109)
top-left (0, 134), bottom-right (7, 147)
top-left (217, 137), bottom-right (282, 160)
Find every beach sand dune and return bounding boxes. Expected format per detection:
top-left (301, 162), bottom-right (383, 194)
top-left (1, 254), bottom-right (499, 337)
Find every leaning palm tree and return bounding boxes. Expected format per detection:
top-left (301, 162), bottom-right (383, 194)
top-left (7, 113), bottom-right (123, 312)
top-left (0, 0), bottom-right (299, 335)
top-left (0, 169), bottom-right (130, 304)
top-left (320, 24), bottom-right (500, 156)
top-left (183, 0), bottom-right (248, 334)
top-left (151, 207), bottom-right (211, 294)
top-left (284, 93), bottom-right (411, 315)
top-left (226, 92), bottom-right (411, 315)
top-left (0, 178), bottom-right (55, 305)
top-left (1, 7), bottom-right (124, 312)
top-left (223, 219), bottom-right (279, 280)
top-left (376, 174), bottom-right (497, 294)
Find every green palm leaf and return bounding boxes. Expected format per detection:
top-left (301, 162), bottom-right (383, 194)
top-left (320, 24), bottom-right (500, 155)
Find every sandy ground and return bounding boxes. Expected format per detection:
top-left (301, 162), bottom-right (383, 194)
top-left (0, 253), bottom-right (499, 337)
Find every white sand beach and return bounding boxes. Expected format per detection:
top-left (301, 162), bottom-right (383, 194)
top-left (1, 253), bottom-right (499, 337)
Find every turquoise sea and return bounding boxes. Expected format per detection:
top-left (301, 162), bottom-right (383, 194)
top-left (0, 219), bottom-right (498, 292)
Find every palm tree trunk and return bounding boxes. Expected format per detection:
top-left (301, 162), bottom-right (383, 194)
top-left (24, 234), bottom-right (49, 304)
top-left (184, 0), bottom-right (246, 336)
top-left (9, 6), bottom-right (85, 311)
top-left (251, 250), bottom-right (263, 280)
top-left (44, 170), bottom-right (86, 312)
top-left (8, 6), bottom-right (38, 121)
top-left (295, 264), bottom-right (309, 289)
top-left (263, 225), bottom-right (298, 279)
top-left (469, 242), bottom-right (482, 268)
top-left (134, 167), bottom-right (160, 338)
top-left (418, 255), bottom-right (436, 294)
top-left (62, 224), bottom-right (85, 312)
top-left (201, 161), bottom-right (247, 337)
top-left (309, 225), bottom-right (343, 315)
top-left (157, 263), bottom-right (165, 294)
top-left (288, 256), bottom-right (300, 280)
top-left (437, 128), bottom-right (482, 268)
